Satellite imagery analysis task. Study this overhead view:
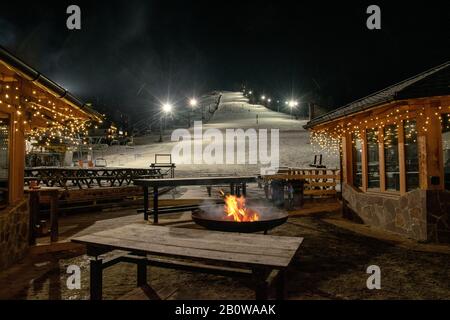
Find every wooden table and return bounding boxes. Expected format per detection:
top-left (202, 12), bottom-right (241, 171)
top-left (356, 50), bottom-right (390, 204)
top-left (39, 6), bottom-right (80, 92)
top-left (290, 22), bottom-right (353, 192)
top-left (133, 176), bottom-right (256, 223)
top-left (71, 224), bottom-right (303, 300)
top-left (25, 186), bottom-right (61, 244)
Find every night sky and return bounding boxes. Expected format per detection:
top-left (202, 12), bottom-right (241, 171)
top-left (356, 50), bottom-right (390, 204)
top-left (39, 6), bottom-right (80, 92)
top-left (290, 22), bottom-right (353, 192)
top-left (1, 0), bottom-right (449, 120)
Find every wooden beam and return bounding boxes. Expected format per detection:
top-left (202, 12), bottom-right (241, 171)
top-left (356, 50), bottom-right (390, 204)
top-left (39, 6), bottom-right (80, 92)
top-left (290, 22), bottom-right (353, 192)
top-left (0, 75), bottom-right (18, 82)
top-left (417, 126), bottom-right (428, 189)
top-left (9, 112), bottom-right (25, 204)
top-left (378, 128), bottom-right (386, 191)
top-left (345, 132), bottom-right (353, 185)
top-left (398, 121), bottom-right (406, 195)
top-left (424, 102), bottom-right (444, 190)
top-left (361, 129), bottom-right (368, 192)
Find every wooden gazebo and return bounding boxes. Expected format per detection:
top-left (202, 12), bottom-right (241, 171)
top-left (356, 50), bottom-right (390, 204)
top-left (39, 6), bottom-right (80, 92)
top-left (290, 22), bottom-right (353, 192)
top-left (0, 46), bottom-right (101, 269)
top-left (305, 61), bottom-right (450, 242)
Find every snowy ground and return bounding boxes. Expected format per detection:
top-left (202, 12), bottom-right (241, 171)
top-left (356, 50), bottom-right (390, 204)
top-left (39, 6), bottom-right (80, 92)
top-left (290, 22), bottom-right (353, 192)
top-left (94, 92), bottom-right (339, 176)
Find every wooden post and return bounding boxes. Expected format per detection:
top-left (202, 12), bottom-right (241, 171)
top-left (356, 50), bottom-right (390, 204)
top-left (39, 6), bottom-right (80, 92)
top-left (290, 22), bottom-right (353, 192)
top-left (50, 191), bottom-right (59, 243)
top-left (398, 121), bottom-right (407, 194)
top-left (242, 183), bottom-right (247, 197)
top-left (378, 129), bottom-right (386, 191)
top-left (361, 129), bottom-right (368, 192)
top-left (9, 112), bottom-right (25, 204)
top-left (418, 124), bottom-right (428, 190)
top-left (342, 133), bottom-right (353, 185)
top-left (143, 186), bottom-right (149, 221)
top-left (90, 257), bottom-right (103, 300)
top-left (339, 146), bottom-right (343, 201)
top-left (153, 186), bottom-right (159, 224)
top-left (425, 103), bottom-right (444, 190)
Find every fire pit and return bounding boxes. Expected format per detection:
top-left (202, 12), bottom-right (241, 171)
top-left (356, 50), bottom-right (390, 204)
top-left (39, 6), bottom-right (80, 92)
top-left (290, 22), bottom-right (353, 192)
top-left (192, 193), bottom-right (288, 233)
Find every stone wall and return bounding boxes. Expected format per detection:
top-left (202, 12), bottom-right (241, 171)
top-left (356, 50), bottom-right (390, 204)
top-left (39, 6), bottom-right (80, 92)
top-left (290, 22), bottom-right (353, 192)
top-left (427, 190), bottom-right (450, 243)
top-left (0, 199), bottom-right (29, 270)
top-left (342, 183), bottom-right (427, 241)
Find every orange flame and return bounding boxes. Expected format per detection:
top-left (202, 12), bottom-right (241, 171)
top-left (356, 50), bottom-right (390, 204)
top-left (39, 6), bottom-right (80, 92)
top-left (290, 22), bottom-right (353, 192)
top-left (223, 194), bottom-right (260, 222)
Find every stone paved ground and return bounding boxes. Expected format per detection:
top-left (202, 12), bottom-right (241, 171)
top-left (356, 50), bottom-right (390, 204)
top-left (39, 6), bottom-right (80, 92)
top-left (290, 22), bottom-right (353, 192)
top-left (0, 206), bottom-right (449, 300)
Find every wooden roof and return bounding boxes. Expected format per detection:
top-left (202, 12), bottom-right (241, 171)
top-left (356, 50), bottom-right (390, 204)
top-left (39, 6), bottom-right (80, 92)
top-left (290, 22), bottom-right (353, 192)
top-left (0, 46), bottom-right (102, 124)
top-left (305, 61), bottom-right (450, 129)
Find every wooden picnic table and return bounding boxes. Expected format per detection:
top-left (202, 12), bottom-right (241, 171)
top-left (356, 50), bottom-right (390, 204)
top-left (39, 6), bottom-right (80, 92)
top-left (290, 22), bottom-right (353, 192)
top-left (71, 224), bottom-right (303, 300)
top-left (133, 176), bottom-right (257, 223)
top-left (25, 167), bottom-right (163, 189)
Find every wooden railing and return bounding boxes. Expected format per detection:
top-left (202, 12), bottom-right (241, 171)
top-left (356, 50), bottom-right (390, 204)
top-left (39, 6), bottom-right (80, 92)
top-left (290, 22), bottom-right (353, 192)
top-left (262, 168), bottom-right (340, 197)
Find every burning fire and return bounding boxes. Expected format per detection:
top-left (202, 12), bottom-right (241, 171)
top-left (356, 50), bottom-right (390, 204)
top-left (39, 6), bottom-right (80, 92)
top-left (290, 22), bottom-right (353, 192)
top-left (221, 192), bottom-right (260, 222)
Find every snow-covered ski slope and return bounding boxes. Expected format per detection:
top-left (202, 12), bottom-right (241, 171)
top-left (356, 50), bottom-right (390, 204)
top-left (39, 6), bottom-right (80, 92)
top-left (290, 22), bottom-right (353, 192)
top-left (96, 92), bottom-right (338, 177)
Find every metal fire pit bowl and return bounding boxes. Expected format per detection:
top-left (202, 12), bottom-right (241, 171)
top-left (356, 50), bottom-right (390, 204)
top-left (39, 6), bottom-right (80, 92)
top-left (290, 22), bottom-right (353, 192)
top-left (191, 208), bottom-right (288, 233)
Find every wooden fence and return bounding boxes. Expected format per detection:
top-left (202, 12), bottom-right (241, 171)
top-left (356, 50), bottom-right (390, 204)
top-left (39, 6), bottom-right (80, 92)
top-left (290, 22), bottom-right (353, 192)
top-left (262, 168), bottom-right (340, 198)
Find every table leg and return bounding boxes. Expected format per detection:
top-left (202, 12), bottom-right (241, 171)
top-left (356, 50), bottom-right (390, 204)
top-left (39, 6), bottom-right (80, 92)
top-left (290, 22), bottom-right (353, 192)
top-left (143, 186), bottom-right (149, 221)
top-left (153, 186), bottom-right (159, 224)
top-left (90, 257), bottom-right (103, 300)
top-left (252, 268), bottom-right (268, 300)
top-left (276, 269), bottom-right (287, 300)
top-left (50, 193), bottom-right (59, 243)
top-left (28, 192), bottom-right (39, 246)
top-left (136, 254), bottom-right (147, 287)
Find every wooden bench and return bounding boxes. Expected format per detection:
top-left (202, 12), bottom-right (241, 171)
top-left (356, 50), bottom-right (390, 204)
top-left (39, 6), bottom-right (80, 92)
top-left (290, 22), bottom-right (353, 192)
top-left (136, 200), bottom-right (224, 216)
top-left (71, 224), bottom-right (303, 300)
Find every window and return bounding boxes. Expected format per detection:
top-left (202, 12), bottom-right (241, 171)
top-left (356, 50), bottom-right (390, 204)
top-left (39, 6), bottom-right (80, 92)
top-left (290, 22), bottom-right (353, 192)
top-left (404, 120), bottom-right (419, 191)
top-left (366, 129), bottom-right (380, 188)
top-left (352, 132), bottom-right (363, 188)
top-left (384, 125), bottom-right (400, 191)
top-left (0, 114), bottom-right (10, 206)
top-left (443, 113), bottom-right (450, 191)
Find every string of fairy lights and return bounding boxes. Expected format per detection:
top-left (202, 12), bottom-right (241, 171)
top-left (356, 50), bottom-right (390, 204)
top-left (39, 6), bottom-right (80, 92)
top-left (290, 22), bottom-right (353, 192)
top-left (0, 73), bottom-right (103, 148)
top-left (310, 103), bottom-right (450, 157)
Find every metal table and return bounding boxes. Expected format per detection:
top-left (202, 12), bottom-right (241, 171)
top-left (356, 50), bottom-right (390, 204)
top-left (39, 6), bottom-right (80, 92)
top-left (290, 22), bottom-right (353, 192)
top-left (133, 176), bottom-right (256, 223)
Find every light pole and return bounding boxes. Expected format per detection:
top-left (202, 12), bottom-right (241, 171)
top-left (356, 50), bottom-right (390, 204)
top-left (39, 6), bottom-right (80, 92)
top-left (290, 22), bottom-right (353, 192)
top-left (188, 98), bottom-right (197, 127)
top-left (288, 100), bottom-right (298, 119)
top-left (159, 102), bottom-right (172, 142)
